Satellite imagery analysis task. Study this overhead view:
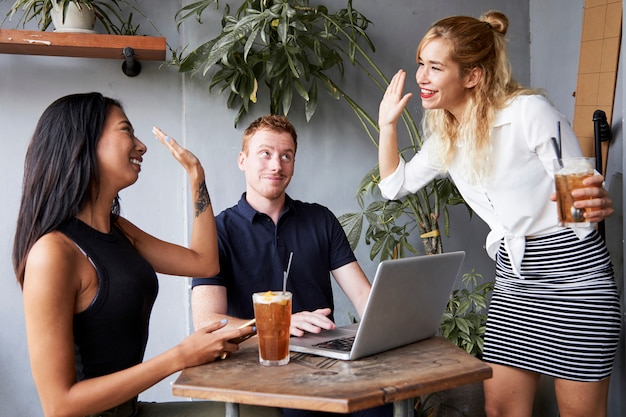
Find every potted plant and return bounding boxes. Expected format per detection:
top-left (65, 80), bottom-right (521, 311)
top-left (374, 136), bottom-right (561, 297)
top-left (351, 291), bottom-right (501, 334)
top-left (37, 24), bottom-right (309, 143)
top-left (440, 268), bottom-right (493, 357)
top-left (172, 0), bottom-right (377, 127)
top-left (339, 164), bottom-right (469, 260)
top-left (4, 0), bottom-right (138, 34)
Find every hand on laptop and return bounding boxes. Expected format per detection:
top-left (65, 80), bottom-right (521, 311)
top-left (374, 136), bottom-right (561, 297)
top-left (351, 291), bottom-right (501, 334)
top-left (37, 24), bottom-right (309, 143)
top-left (290, 308), bottom-right (336, 337)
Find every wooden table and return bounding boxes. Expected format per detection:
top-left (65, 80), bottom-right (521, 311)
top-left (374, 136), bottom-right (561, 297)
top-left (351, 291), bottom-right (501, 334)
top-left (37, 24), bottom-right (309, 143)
top-left (172, 336), bottom-right (492, 417)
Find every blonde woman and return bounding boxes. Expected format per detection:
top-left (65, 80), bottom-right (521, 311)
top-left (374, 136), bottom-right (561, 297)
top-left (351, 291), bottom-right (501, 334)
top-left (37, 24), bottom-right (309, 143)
top-left (377, 11), bottom-right (620, 417)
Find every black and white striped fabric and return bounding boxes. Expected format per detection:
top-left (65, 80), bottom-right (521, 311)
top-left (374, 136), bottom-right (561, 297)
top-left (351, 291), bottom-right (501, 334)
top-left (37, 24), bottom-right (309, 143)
top-left (482, 229), bottom-right (622, 381)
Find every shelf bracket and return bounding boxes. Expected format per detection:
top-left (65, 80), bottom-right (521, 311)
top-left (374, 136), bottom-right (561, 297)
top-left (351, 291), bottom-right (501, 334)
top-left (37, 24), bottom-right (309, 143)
top-left (122, 46), bottom-right (141, 77)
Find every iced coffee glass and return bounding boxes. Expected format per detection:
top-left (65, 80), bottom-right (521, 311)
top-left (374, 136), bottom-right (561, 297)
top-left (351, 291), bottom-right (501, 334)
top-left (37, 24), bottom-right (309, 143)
top-left (553, 157), bottom-right (596, 227)
top-left (252, 291), bottom-right (292, 366)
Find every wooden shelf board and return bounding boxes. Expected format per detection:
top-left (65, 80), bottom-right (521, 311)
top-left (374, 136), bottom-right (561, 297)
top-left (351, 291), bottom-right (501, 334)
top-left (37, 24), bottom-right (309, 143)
top-left (0, 29), bottom-right (166, 61)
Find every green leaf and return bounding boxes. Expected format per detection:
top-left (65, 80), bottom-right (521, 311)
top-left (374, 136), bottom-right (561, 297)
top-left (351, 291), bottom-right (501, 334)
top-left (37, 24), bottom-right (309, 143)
top-left (293, 78), bottom-right (309, 101)
top-left (243, 25), bottom-right (260, 60)
top-left (174, 0), bottom-right (220, 28)
top-left (338, 212), bottom-right (364, 251)
top-left (281, 80), bottom-right (293, 115)
top-left (304, 80), bottom-right (318, 122)
top-left (454, 318), bottom-right (471, 335)
top-left (277, 17), bottom-right (288, 43)
top-left (229, 75), bottom-right (240, 95)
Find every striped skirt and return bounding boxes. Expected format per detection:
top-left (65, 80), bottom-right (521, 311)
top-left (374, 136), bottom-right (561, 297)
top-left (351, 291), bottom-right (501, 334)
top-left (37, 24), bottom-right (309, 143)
top-left (482, 229), bottom-right (622, 381)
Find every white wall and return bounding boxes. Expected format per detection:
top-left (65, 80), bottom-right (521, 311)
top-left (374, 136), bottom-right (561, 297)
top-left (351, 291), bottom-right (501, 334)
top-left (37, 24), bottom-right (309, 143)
top-left (2, 1), bottom-right (621, 416)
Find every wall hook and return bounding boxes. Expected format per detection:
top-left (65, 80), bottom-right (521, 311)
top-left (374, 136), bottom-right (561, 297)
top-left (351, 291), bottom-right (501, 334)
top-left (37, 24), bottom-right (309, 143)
top-left (122, 46), bottom-right (141, 77)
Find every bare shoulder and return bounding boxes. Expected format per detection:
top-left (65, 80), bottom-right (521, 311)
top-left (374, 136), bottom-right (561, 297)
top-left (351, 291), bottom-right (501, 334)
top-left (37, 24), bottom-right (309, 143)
top-left (25, 231), bottom-right (84, 290)
top-left (29, 231), bottom-right (79, 264)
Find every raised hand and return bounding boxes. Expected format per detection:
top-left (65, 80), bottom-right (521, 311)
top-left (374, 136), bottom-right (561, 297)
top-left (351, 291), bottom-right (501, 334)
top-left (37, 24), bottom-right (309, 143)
top-left (152, 126), bottom-right (202, 174)
top-left (379, 69), bottom-right (413, 129)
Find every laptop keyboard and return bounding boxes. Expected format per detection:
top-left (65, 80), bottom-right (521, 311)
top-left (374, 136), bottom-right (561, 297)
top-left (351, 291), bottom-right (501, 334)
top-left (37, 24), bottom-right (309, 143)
top-left (313, 336), bottom-right (355, 352)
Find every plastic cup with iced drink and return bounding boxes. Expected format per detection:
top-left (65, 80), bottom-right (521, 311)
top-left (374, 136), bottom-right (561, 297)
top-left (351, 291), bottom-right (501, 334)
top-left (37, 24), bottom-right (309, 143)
top-left (252, 291), bottom-right (292, 366)
top-left (553, 157), bottom-right (596, 227)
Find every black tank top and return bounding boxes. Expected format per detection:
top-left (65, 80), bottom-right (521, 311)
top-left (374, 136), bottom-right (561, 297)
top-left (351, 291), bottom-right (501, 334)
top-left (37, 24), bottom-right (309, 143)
top-left (58, 217), bottom-right (158, 381)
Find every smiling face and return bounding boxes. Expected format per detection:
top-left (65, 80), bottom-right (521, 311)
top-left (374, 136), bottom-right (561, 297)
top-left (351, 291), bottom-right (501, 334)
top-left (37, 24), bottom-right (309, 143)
top-left (416, 38), bottom-right (479, 120)
top-left (95, 105), bottom-right (146, 193)
top-left (238, 127), bottom-right (295, 205)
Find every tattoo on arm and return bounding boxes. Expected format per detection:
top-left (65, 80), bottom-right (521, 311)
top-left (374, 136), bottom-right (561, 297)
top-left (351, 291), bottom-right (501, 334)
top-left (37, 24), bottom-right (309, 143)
top-left (195, 180), bottom-right (211, 217)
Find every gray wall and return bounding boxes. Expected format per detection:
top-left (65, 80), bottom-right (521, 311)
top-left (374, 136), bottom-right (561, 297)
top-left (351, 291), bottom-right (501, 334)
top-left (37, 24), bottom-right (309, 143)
top-left (529, 1), bottom-right (625, 415)
top-left (0, 1), bottom-right (622, 416)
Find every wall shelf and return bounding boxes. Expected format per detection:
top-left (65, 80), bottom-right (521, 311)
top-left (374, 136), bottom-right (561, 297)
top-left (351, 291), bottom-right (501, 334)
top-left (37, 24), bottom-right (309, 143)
top-left (0, 29), bottom-right (166, 61)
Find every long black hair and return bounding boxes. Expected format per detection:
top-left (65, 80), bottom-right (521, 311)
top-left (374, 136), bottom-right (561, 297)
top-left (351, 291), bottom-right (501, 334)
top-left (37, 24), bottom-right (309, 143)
top-left (13, 92), bottom-right (122, 286)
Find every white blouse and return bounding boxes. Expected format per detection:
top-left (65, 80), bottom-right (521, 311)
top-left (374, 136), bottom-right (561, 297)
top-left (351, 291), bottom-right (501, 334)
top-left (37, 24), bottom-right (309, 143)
top-left (379, 94), bottom-right (594, 276)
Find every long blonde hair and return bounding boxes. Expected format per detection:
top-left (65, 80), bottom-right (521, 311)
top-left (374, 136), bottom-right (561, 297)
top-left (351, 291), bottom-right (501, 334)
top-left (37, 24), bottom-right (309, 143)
top-left (418, 10), bottom-right (539, 182)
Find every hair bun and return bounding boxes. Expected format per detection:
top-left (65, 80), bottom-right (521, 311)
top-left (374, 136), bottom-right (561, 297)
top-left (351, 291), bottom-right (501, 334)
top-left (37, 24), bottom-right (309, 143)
top-left (481, 10), bottom-right (508, 36)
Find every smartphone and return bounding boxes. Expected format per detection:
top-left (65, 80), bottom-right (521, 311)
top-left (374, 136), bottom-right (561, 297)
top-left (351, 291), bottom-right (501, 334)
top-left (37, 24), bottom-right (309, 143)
top-left (228, 318), bottom-right (257, 344)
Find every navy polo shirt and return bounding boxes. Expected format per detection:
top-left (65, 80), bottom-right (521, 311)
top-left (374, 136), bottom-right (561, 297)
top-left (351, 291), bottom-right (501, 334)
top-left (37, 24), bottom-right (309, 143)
top-left (192, 193), bottom-right (357, 319)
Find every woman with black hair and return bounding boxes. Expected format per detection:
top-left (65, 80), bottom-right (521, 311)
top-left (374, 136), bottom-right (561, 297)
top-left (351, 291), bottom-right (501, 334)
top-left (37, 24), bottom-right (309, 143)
top-left (13, 92), bottom-right (253, 417)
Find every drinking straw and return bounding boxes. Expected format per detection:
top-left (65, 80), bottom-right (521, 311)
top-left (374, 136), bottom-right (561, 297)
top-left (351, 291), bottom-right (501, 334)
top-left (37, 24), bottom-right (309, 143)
top-left (551, 137), bottom-right (563, 168)
top-left (557, 121), bottom-right (562, 155)
top-left (551, 121), bottom-right (564, 168)
top-left (283, 252), bottom-right (293, 294)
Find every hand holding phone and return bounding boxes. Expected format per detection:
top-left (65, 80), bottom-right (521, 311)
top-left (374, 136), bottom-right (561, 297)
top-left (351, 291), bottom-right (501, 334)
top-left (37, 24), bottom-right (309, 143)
top-left (228, 318), bottom-right (257, 344)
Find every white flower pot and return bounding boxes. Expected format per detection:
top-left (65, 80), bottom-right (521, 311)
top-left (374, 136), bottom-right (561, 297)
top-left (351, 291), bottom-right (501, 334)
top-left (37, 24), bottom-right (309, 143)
top-left (50, 2), bottom-right (96, 33)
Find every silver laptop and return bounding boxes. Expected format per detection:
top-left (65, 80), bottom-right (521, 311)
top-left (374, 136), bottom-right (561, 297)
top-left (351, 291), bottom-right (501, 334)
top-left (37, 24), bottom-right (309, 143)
top-left (289, 251), bottom-right (465, 360)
